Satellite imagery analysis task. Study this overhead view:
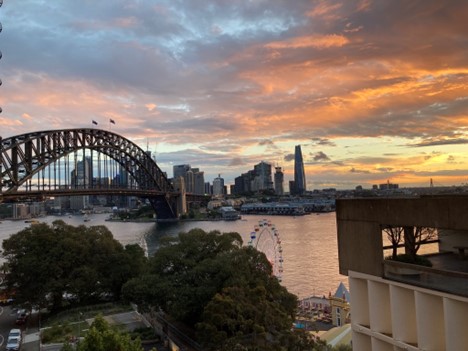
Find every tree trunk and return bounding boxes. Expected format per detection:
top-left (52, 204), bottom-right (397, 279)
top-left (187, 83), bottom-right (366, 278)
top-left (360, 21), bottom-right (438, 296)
top-left (404, 226), bottom-right (417, 258)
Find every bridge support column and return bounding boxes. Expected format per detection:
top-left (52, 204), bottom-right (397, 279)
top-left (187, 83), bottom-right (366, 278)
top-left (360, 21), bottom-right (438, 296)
top-left (177, 193), bottom-right (187, 217)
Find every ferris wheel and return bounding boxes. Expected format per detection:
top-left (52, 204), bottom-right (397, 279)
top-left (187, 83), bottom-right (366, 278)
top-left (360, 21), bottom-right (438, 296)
top-left (248, 219), bottom-right (284, 282)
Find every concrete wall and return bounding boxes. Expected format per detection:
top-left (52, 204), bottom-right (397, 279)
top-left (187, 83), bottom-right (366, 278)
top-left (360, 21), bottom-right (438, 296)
top-left (336, 196), bottom-right (468, 276)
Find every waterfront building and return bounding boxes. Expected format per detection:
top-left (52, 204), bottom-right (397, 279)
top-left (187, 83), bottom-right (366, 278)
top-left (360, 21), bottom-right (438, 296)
top-left (274, 166), bottom-right (284, 195)
top-left (336, 196), bottom-right (468, 351)
top-left (240, 202), bottom-right (305, 216)
top-left (329, 282), bottom-right (350, 327)
top-left (218, 206), bottom-right (240, 220)
top-left (293, 145), bottom-right (306, 195)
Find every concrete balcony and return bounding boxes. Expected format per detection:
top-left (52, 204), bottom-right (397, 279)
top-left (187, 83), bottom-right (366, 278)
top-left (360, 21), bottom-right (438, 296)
top-left (383, 254), bottom-right (468, 297)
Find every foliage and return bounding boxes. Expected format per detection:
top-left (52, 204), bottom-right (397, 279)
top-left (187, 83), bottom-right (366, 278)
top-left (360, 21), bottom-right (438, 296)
top-left (1, 221), bottom-right (147, 310)
top-left (386, 253), bottom-right (433, 267)
top-left (130, 326), bottom-right (160, 341)
top-left (42, 322), bottom-right (74, 344)
top-left (71, 315), bottom-right (146, 351)
top-left (123, 228), bottom-right (307, 350)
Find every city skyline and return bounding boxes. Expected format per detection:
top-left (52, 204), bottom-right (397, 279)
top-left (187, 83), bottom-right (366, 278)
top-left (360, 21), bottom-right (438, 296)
top-left (1, 1), bottom-right (467, 190)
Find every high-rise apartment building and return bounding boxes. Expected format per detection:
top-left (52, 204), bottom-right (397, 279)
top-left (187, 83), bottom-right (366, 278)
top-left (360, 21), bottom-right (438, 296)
top-left (212, 174), bottom-right (225, 196)
top-left (232, 162), bottom-right (273, 195)
top-left (253, 161), bottom-right (273, 192)
top-left (336, 196), bottom-right (468, 351)
top-left (293, 145), bottom-right (306, 195)
top-left (274, 166), bottom-right (284, 195)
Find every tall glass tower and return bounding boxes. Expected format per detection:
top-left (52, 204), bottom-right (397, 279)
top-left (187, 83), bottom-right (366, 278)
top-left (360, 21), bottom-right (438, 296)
top-left (294, 145), bottom-right (306, 195)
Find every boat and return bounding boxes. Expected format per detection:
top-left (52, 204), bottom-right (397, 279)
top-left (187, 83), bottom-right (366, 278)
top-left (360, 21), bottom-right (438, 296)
top-left (24, 219), bottom-right (40, 224)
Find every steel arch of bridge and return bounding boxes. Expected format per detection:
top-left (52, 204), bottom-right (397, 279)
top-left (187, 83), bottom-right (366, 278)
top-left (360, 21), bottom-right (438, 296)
top-left (0, 128), bottom-right (178, 219)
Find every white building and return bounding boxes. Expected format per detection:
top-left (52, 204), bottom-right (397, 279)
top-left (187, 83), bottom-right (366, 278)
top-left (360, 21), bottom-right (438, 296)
top-left (212, 174), bottom-right (224, 197)
top-left (336, 197), bottom-right (468, 351)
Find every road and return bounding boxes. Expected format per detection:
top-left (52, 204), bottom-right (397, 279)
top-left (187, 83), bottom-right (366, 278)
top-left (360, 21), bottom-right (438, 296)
top-left (0, 304), bottom-right (169, 351)
top-left (0, 305), bottom-right (40, 351)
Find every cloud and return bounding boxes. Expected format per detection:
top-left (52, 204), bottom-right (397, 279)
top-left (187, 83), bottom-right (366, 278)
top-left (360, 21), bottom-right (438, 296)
top-left (311, 137), bottom-right (336, 147)
top-left (313, 151), bottom-right (331, 162)
top-left (350, 167), bottom-right (371, 174)
top-left (265, 34), bottom-right (350, 50)
top-left (229, 157), bottom-right (246, 167)
top-left (1, 1), bottom-right (468, 188)
top-left (145, 103), bottom-right (157, 111)
top-left (412, 138), bottom-right (468, 147)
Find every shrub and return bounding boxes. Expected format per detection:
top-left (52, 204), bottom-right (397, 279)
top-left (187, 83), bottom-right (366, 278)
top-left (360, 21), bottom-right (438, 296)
top-left (386, 253), bottom-right (432, 267)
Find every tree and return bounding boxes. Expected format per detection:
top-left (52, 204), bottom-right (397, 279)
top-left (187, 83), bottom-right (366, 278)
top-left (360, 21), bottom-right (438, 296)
top-left (382, 225), bottom-right (403, 259)
top-left (1, 221), bottom-right (146, 310)
top-left (404, 226), bottom-right (438, 258)
top-left (123, 229), bottom-right (245, 324)
top-left (66, 315), bottom-right (151, 351)
top-left (123, 228), bottom-right (306, 350)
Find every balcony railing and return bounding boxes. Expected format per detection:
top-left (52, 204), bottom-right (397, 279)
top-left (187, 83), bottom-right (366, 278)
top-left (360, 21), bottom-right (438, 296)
top-left (383, 259), bottom-right (468, 297)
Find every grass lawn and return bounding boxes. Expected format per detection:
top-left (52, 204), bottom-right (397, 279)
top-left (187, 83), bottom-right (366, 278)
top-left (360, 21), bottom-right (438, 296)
top-left (41, 302), bottom-right (135, 343)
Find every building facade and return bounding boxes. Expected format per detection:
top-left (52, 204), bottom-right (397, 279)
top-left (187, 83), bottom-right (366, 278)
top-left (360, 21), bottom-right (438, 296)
top-left (274, 166), bottom-right (284, 195)
top-left (336, 196), bottom-right (468, 351)
top-left (172, 164), bottom-right (205, 195)
top-left (293, 145), bottom-right (306, 195)
top-left (212, 174), bottom-right (225, 196)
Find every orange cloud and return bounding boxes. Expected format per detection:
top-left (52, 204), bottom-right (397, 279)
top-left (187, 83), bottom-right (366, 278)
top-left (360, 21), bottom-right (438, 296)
top-left (265, 34), bottom-right (350, 50)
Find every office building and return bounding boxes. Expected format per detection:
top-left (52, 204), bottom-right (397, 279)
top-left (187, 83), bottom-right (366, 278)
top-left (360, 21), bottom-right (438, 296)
top-left (172, 164), bottom-right (205, 195)
top-left (253, 161), bottom-right (273, 192)
top-left (274, 166), bottom-right (284, 195)
top-left (293, 145), bottom-right (306, 195)
top-left (70, 157), bottom-right (92, 210)
top-left (336, 196), bottom-right (468, 351)
top-left (212, 174), bottom-right (225, 196)
top-left (173, 164), bottom-right (191, 180)
top-left (232, 162), bottom-right (273, 195)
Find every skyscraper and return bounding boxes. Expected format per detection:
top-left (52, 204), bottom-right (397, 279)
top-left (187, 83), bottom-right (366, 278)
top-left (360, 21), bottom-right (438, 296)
top-left (274, 166), bottom-right (284, 195)
top-left (293, 145), bottom-right (306, 195)
top-left (212, 174), bottom-right (225, 197)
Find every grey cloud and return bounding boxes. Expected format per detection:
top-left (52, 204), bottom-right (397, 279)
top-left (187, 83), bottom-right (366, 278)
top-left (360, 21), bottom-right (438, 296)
top-left (284, 153), bottom-right (294, 162)
top-left (311, 137), bottom-right (336, 147)
top-left (350, 167), bottom-right (371, 174)
top-left (412, 138), bottom-right (468, 147)
top-left (313, 151), bottom-right (331, 161)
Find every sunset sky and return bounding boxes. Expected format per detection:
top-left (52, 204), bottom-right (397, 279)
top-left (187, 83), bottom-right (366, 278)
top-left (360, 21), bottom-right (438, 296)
top-left (1, 0), bottom-right (467, 190)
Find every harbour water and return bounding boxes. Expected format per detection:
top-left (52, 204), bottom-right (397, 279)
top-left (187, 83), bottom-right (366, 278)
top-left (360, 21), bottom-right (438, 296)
top-left (0, 212), bottom-right (347, 299)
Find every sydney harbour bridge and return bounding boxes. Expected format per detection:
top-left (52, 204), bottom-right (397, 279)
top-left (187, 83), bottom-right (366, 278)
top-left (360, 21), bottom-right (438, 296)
top-left (0, 128), bottom-right (200, 221)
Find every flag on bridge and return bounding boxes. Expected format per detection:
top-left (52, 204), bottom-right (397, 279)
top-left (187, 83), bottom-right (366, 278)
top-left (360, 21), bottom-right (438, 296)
top-left (92, 120), bottom-right (98, 125)
top-left (110, 119), bottom-right (115, 124)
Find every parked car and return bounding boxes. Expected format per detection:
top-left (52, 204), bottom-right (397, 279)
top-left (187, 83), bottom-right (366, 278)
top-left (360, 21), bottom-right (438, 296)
top-left (6, 336), bottom-right (20, 351)
top-left (8, 329), bottom-right (21, 339)
top-left (15, 309), bottom-right (30, 325)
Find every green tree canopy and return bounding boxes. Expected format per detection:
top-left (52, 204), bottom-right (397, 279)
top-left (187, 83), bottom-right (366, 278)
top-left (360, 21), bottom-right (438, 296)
top-left (123, 228), bottom-right (302, 350)
top-left (64, 315), bottom-right (146, 351)
top-left (1, 220), bottom-right (147, 310)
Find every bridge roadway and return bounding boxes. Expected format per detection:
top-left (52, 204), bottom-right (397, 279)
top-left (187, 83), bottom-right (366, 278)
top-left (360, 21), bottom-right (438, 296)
top-left (0, 187), bottom-right (176, 202)
top-left (0, 128), bottom-right (212, 219)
